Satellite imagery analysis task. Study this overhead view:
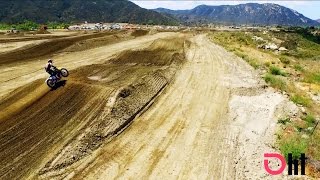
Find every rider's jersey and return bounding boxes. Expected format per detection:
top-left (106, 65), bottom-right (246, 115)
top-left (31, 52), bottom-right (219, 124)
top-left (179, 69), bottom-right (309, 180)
top-left (45, 62), bottom-right (54, 72)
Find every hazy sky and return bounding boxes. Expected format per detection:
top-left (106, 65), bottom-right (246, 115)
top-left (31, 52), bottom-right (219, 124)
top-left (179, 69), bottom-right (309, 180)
top-left (131, 1), bottom-right (320, 20)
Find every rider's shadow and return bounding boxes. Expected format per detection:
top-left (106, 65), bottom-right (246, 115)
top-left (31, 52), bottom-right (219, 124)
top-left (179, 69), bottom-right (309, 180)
top-left (50, 80), bottom-right (67, 91)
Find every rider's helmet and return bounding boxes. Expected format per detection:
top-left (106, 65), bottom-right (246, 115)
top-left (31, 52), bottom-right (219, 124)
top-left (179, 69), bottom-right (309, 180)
top-left (48, 59), bottom-right (53, 63)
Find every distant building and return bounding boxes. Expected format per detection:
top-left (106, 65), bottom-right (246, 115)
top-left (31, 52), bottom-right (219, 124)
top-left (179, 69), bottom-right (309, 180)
top-left (68, 25), bottom-right (81, 30)
top-left (111, 24), bottom-right (122, 30)
top-left (123, 24), bottom-right (139, 30)
top-left (102, 24), bottom-right (111, 30)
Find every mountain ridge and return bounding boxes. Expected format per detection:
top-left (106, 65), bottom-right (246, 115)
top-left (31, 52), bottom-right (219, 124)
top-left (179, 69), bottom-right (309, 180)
top-left (0, 0), bottom-right (178, 25)
top-left (154, 3), bottom-right (319, 26)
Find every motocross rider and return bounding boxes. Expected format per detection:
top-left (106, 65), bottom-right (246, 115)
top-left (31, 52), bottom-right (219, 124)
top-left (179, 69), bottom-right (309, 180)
top-left (45, 59), bottom-right (57, 76)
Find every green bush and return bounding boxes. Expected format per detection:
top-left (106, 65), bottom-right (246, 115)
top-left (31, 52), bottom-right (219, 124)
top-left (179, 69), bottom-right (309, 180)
top-left (264, 74), bottom-right (287, 90)
top-left (303, 114), bottom-right (316, 124)
top-left (294, 64), bottom-right (304, 71)
top-left (269, 66), bottom-right (287, 76)
top-left (290, 94), bottom-right (311, 107)
top-left (234, 51), bottom-right (260, 69)
top-left (270, 66), bottom-right (281, 75)
top-left (248, 60), bottom-right (260, 69)
top-left (310, 73), bottom-right (320, 83)
top-left (273, 30), bottom-right (320, 60)
top-left (47, 22), bottom-right (69, 29)
top-left (14, 20), bottom-right (39, 31)
top-left (234, 51), bottom-right (247, 59)
top-left (279, 136), bottom-right (308, 160)
top-left (278, 117), bottom-right (290, 125)
top-left (313, 73), bottom-right (320, 82)
top-left (280, 39), bottom-right (298, 50)
top-left (0, 23), bottom-right (11, 30)
top-left (303, 72), bottom-right (320, 83)
top-left (280, 56), bottom-right (290, 64)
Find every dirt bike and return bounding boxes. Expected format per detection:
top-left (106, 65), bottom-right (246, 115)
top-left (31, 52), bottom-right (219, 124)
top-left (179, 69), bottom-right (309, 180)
top-left (45, 67), bottom-right (69, 88)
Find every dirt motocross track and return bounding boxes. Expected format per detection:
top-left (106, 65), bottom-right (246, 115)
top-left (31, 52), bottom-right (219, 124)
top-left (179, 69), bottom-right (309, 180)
top-left (0, 32), bottom-right (297, 179)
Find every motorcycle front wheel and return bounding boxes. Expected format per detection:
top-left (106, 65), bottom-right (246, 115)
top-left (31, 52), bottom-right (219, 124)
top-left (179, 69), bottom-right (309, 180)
top-left (60, 68), bottom-right (69, 77)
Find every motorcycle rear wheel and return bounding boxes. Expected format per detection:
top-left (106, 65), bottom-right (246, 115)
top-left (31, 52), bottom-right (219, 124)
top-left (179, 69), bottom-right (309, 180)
top-left (46, 79), bottom-right (55, 88)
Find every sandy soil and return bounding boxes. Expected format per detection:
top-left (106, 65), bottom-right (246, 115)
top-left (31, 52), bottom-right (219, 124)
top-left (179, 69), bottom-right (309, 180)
top-left (0, 31), bottom-right (79, 42)
top-left (0, 33), bottom-right (300, 179)
top-left (0, 39), bottom-right (48, 53)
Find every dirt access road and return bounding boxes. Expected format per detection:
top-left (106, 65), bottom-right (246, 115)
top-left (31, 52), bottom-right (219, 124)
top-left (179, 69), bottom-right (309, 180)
top-left (0, 33), bottom-right (296, 179)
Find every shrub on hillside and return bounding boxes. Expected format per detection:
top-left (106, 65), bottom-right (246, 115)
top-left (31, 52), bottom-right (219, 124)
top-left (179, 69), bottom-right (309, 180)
top-left (270, 66), bottom-right (287, 76)
top-left (290, 94), bottom-right (311, 107)
top-left (280, 39), bottom-right (298, 50)
top-left (264, 73), bottom-right (287, 90)
top-left (279, 135), bottom-right (308, 160)
top-left (280, 56), bottom-right (290, 64)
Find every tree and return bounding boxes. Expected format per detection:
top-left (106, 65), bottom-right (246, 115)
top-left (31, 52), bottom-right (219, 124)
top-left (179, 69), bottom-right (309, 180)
top-left (16, 20), bottom-right (39, 31)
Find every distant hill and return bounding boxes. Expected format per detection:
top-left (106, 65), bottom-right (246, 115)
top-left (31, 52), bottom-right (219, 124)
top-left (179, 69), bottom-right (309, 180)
top-left (0, 0), bottom-right (178, 25)
top-left (317, 19), bottom-right (320, 23)
top-left (155, 3), bottom-right (319, 26)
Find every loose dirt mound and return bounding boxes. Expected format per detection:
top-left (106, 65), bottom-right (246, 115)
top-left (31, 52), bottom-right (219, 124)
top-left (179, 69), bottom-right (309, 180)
top-left (110, 38), bottom-right (187, 66)
top-left (131, 30), bottom-right (149, 37)
top-left (63, 32), bottom-right (132, 52)
top-left (36, 29), bottom-right (51, 34)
